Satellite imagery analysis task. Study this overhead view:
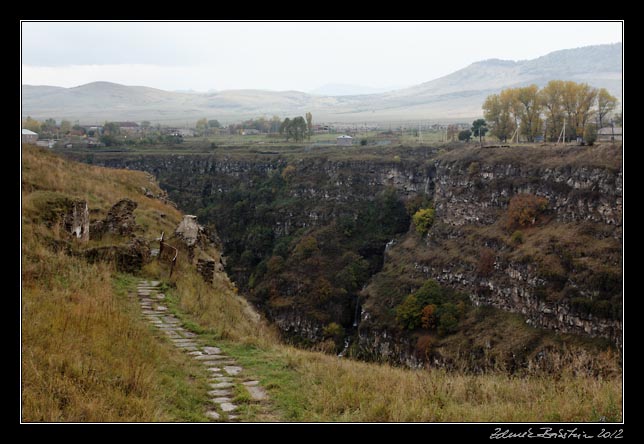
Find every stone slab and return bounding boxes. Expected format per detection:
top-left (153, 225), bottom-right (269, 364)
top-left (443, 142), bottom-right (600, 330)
top-left (205, 410), bottom-right (220, 420)
top-left (213, 376), bottom-right (233, 382)
top-left (203, 346), bottom-right (221, 355)
top-left (195, 354), bottom-right (228, 361)
top-left (210, 382), bottom-right (234, 389)
top-left (245, 385), bottom-right (268, 401)
top-left (211, 397), bottom-right (232, 403)
top-left (242, 380), bottom-right (259, 387)
top-left (220, 402), bottom-right (237, 412)
top-left (223, 366), bottom-right (243, 376)
top-left (208, 389), bottom-right (232, 397)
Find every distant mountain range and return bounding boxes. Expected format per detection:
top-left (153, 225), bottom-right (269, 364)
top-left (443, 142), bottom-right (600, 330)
top-left (21, 43), bottom-right (621, 124)
top-left (308, 83), bottom-right (404, 96)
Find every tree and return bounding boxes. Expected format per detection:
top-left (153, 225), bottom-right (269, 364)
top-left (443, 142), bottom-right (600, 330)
top-left (514, 85), bottom-right (542, 142)
top-left (560, 81), bottom-right (597, 140)
top-left (471, 119), bottom-right (488, 144)
top-left (483, 93), bottom-right (515, 142)
top-left (208, 119), bottom-right (221, 129)
top-left (396, 294), bottom-right (422, 330)
top-left (613, 112), bottom-right (622, 127)
top-left (421, 304), bottom-right (437, 330)
top-left (584, 123), bottom-right (598, 146)
top-left (305, 112), bottom-right (313, 141)
top-left (596, 88), bottom-right (617, 128)
top-left (539, 80), bottom-right (565, 142)
top-left (446, 124), bottom-right (459, 141)
top-left (103, 121), bottom-right (120, 136)
top-left (270, 115), bottom-right (282, 134)
top-left (196, 118), bottom-right (208, 136)
top-left (412, 208), bottom-right (435, 236)
top-left (22, 116), bottom-right (41, 133)
top-left (281, 116), bottom-right (308, 142)
top-left (60, 120), bottom-right (72, 136)
top-left (280, 118), bottom-right (291, 141)
top-left (458, 129), bottom-right (472, 142)
top-left (41, 118), bottom-right (58, 137)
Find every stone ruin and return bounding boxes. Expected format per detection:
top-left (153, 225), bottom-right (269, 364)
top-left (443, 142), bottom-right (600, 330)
top-left (91, 198), bottom-right (139, 239)
top-left (173, 214), bottom-right (225, 284)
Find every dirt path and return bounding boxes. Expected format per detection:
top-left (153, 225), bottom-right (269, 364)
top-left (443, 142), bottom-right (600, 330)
top-left (136, 280), bottom-right (270, 422)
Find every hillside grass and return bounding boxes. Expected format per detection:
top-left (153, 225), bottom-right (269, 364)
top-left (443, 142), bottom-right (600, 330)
top-left (22, 144), bottom-right (622, 422)
top-left (153, 263), bottom-right (622, 422)
top-left (22, 145), bottom-right (211, 422)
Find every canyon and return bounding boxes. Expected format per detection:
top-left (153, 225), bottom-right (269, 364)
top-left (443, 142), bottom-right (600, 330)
top-left (72, 142), bottom-right (622, 371)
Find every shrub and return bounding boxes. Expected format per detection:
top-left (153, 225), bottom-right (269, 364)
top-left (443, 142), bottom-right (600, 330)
top-left (415, 279), bottom-right (448, 306)
top-left (415, 334), bottom-right (433, 359)
top-left (421, 304), bottom-right (437, 329)
top-left (458, 130), bottom-right (472, 142)
top-left (293, 235), bottom-right (319, 259)
top-left (505, 194), bottom-right (548, 230)
top-left (584, 124), bottom-right (598, 146)
top-left (360, 138), bottom-right (368, 146)
top-left (395, 294), bottom-right (422, 330)
top-left (476, 248), bottom-right (496, 277)
top-left (438, 312), bottom-right (458, 336)
top-left (412, 207), bottom-right (436, 236)
top-left (510, 230), bottom-right (524, 245)
top-left (323, 322), bottom-right (345, 342)
top-left (467, 161), bottom-right (480, 176)
top-left (281, 165), bottom-right (296, 181)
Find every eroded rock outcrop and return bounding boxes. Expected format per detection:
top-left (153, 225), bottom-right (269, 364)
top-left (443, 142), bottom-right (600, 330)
top-left (91, 198), bottom-right (139, 239)
top-left (173, 214), bottom-right (226, 284)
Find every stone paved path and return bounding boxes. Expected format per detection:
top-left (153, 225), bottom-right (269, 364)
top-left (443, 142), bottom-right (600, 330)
top-left (136, 280), bottom-right (270, 422)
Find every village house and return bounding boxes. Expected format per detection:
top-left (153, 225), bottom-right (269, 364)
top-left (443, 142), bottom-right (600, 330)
top-left (598, 126), bottom-right (622, 142)
top-left (115, 122), bottom-right (141, 134)
top-left (22, 129), bottom-right (38, 144)
top-left (336, 135), bottom-right (353, 146)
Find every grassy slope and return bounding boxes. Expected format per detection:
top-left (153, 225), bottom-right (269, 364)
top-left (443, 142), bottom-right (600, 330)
top-left (22, 145), bottom-right (622, 422)
top-left (22, 145), bottom-right (210, 422)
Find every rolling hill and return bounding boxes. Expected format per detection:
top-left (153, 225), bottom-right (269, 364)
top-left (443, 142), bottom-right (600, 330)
top-left (21, 43), bottom-right (621, 124)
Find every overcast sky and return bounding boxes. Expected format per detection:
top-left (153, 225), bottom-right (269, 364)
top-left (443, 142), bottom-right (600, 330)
top-left (21, 21), bottom-right (622, 92)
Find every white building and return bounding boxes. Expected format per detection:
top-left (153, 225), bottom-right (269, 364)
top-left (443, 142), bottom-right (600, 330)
top-left (22, 129), bottom-right (38, 144)
top-left (336, 135), bottom-right (353, 146)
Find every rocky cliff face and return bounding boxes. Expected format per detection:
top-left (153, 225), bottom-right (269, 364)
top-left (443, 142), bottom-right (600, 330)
top-left (76, 144), bottom-right (622, 368)
top-left (433, 159), bottom-right (622, 233)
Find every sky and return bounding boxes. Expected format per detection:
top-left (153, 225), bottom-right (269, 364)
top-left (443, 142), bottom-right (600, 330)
top-left (21, 21), bottom-right (622, 93)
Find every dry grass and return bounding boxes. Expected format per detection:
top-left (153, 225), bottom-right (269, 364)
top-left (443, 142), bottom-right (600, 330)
top-left (436, 143), bottom-right (622, 170)
top-left (218, 340), bottom-right (622, 422)
top-left (21, 145), bottom-right (209, 422)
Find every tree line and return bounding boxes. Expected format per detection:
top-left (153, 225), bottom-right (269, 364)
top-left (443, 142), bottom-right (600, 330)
top-left (482, 81), bottom-right (619, 143)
